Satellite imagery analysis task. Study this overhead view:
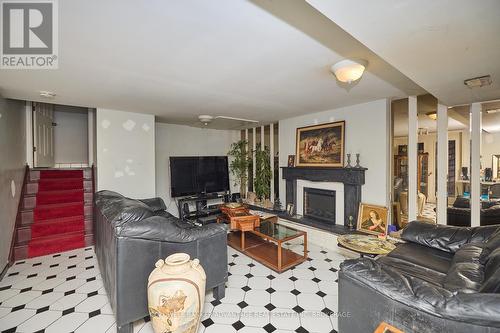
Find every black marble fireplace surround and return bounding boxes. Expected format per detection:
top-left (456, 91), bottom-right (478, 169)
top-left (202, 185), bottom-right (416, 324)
top-left (282, 167), bottom-right (367, 232)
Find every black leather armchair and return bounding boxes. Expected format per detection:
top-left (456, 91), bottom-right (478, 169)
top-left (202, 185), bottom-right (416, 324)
top-left (94, 190), bottom-right (228, 333)
top-left (339, 221), bottom-right (500, 333)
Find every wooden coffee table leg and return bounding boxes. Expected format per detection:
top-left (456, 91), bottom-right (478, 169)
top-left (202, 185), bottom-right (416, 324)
top-left (277, 240), bottom-right (282, 271)
top-left (241, 231), bottom-right (245, 250)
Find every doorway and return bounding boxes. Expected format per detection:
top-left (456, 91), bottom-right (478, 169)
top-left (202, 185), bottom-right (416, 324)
top-left (32, 102), bottom-right (92, 168)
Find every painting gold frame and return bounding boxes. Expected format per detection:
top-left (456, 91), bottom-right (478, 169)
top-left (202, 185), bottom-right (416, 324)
top-left (357, 203), bottom-right (389, 236)
top-left (295, 121), bottom-right (345, 167)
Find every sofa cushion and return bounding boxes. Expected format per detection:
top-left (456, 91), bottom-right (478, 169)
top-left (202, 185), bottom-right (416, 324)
top-left (440, 243), bottom-right (484, 293)
top-left (479, 229), bottom-right (500, 264)
top-left (376, 256), bottom-right (446, 286)
top-left (443, 262), bottom-right (483, 293)
top-left (387, 242), bottom-right (453, 274)
top-left (480, 247), bottom-right (500, 293)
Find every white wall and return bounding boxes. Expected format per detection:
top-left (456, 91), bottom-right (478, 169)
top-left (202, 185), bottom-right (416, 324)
top-left (279, 99), bottom-right (390, 207)
top-left (156, 123), bottom-right (240, 216)
top-left (54, 106), bottom-right (88, 164)
top-left (0, 98), bottom-right (26, 269)
top-left (96, 108), bottom-right (155, 198)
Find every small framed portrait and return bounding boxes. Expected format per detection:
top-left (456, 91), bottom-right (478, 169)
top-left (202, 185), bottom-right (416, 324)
top-left (287, 155), bottom-right (295, 167)
top-left (286, 203), bottom-right (295, 216)
top-left (357, 203), bottom-right (388, 236)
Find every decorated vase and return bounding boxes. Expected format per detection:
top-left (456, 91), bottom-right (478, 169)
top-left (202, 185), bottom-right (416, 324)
top-left (147, 253), bottom-right (206, 333)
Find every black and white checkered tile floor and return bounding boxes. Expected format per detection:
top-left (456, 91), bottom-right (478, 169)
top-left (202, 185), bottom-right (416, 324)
top-left (0, 243), bottom-right (356, 333)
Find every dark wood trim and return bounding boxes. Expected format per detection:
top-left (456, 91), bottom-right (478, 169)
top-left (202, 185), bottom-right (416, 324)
top-left (8, 164), bottom-right (30, 265)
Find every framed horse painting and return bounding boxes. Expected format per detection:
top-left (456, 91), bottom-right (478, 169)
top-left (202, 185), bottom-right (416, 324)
top-left (295, 121), bottom-right (345, 167)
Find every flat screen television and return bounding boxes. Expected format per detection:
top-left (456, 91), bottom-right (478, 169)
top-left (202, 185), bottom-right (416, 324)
top-left (170, 156), bottom-right (230, 197)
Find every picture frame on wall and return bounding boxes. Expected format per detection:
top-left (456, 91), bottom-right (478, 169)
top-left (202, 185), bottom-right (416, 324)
top-left (357, 203), bottom-right (389, 236)
top-left (295, 121), bottom-right (345, 167)
top-left (287, 155), bottom-right (295, 167)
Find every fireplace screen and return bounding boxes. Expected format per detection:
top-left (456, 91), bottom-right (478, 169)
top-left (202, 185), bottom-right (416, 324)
top-left (303, 187), bottom-right (336, 224)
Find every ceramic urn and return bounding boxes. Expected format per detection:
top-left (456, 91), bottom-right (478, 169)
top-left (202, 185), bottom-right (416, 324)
top-left (147, 253), bottom-right (206, 333)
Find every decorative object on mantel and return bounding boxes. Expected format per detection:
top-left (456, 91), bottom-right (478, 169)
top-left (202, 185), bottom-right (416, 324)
top-left (357, 203), bottom-right (389, 237)
top-left (295, 121), bottom-right (345, 167)
top-left (228, 140), bottom-right (250, 199)
top-left (354, 153), bottom-right (362, 168)
top-left (347, 215), bottom-right (355, 230)
top-left (286, 203), bottom-right (295, 216)
top-left (287, 155), bottom-right (295, 167)
top-left (148, 253), bottom-right (206, 333)
top-left (345, 153), bottom-right (352, 168)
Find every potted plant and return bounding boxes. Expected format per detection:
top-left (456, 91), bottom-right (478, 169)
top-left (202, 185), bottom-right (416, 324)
top-left (228, 140), bottom-right (250, 198)
top-left (254, 143), bottom-right (272, 201)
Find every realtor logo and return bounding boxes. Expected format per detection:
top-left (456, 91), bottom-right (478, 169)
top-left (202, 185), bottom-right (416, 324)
top-left (1, 0), bottom-right (58, 69)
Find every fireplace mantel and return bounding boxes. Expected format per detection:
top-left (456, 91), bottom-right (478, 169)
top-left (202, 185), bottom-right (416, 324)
top-left (281, 167), bottom-right (367, 228)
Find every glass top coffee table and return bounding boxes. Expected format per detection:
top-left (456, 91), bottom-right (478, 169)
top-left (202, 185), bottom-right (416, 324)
top-left (227, 219), bottom-right (307, 273)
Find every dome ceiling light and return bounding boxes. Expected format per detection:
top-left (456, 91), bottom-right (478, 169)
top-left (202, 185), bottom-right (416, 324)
top-left (331, 59), bottom-right (368, 84)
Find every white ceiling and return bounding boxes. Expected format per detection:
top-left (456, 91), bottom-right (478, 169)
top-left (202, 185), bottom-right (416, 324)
top-left (0, 0), bottom-right (423, 127)
top-left (307, 0), bottom-right (500, 106)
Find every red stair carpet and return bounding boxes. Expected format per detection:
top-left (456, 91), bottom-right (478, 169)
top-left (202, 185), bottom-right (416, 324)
top-left (28, 170), bottom-right (86, 257)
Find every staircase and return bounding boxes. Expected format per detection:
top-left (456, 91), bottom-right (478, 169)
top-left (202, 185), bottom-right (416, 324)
top-left (13, 168), bottom-right (94, 260)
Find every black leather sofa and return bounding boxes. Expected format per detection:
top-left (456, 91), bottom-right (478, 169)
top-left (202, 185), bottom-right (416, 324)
top-left (94, 190), bottom-right (228, 333)
top-left (447, 197), bottom-right (500, 227)
top-left (339, 221), bottom-right (500, 333)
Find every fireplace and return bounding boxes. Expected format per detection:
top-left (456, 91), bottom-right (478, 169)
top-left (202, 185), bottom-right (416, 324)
top-left (282, 167), bottom-right (366, 230)
top-left (303, 187), bottom-right (336, 224)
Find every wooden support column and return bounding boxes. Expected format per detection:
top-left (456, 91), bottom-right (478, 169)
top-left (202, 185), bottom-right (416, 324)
top-left (408, 96), bottom-right (418, 221)
top-left (436, 103), bottom-right (448, 224)
top-left (470, 103), bottom-right (481, 227)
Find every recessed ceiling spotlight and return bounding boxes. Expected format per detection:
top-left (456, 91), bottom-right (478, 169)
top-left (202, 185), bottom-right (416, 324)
top-left (331, 59), bottom-right (368, 84)
top-left (39, 91), bottom-right (56, 98)
top-left (464, 75), bottom-right (492, 88)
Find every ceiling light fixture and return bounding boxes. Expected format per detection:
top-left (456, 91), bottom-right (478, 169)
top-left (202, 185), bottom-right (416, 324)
top-left (464, 75), bottom-right (492, 88)
top-left (198, 115), bottom-right (213, 126)
top-left (39, 91), bottom-right (56, 98)
top-left (331, 59), bottom-right (368, 84)
top-left (426, 111), bottom-right (437, 120)
top-left (486, 108), bottom-right (500, 114)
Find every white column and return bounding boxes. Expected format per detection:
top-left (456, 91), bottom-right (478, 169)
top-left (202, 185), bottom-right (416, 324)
top-left (270, 124), bottom-right (275, 202)
top-left (252, 128), bottom-right (256, 189)
top-left (436, 103), bottom-right (448, 224)
top-left (408, 96), bottom-right (418, 221)
top-left (88, 108), bottom-right (95, 166)
top-left (261, 125), bottom-right (265, 150)
top-left (470, 103), bottom-right (481, 227)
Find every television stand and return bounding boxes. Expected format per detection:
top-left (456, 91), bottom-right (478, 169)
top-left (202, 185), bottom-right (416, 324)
top-left (177, 193), bottom-right (227, 223)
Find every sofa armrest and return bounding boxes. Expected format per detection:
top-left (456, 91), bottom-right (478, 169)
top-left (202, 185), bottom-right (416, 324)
top-left (401, 221), bottom-right (498, 253)
top-left (139, 197), bottom-right (167, 212)
top-left (439, 293), bottom-right (500, 328)
top-left (117, 216), bottom-right (227, 242)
